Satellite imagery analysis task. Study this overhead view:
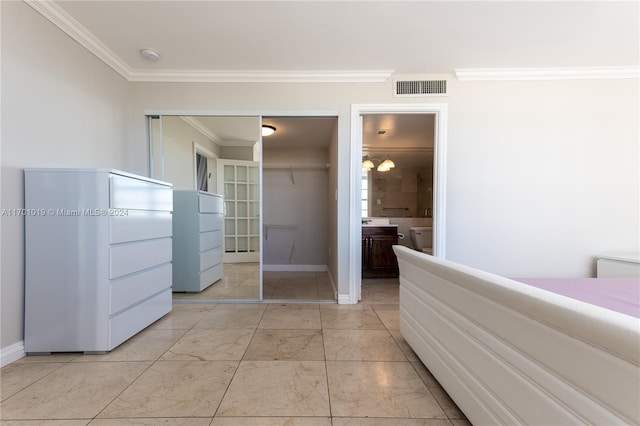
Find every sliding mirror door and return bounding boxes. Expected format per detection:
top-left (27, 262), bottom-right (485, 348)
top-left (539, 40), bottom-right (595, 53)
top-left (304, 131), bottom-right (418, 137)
top-left (148, 115), bottom-right (262, 301)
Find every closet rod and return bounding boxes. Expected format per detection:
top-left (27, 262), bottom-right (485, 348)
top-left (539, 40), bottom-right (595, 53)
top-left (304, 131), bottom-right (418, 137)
top-left (262, 163), bottom-right (329, 170)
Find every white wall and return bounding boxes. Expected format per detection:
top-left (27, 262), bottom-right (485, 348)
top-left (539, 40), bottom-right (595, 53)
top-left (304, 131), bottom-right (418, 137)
top-left (445, 78), bottom-right (639, 277)
top-left (0, 2), bottom-right (133, 355)
top-left (263, 148), bottom-right (329, 268)
top-left (159, 116), bottom-right (220, 190)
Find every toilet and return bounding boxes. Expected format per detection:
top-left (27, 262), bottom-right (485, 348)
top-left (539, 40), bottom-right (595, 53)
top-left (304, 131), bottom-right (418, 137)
top-left (409, 227), bottom-right (433, 255)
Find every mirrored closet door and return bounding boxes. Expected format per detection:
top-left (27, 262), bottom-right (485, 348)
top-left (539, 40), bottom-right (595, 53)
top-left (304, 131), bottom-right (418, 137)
top-left (148, 115), bottom-right (262, 302)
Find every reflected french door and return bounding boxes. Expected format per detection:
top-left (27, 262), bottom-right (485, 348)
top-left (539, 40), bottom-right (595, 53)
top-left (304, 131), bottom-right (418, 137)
top-left (217, 159), bottom-right (260, 263)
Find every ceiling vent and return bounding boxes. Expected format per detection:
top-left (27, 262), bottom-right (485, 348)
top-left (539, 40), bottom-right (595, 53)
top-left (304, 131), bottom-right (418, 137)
top-left (393, 79), bottom-right (448, 97)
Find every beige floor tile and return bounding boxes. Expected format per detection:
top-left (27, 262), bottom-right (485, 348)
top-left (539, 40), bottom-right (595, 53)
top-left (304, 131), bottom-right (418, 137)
top-left (212, 303), bottom-right (266, 310)
top-left (361, 285), bottom-right (400, 304)
top-left (1, 362), bottom-right (63, 402)
top-left (72, 329), bottom-right (186, 362)
top-left (272, 286), bottom-right (319, 300)
top-left (450, 420), bottom-right (473, 426)
top-left (0, 361), bottom-right (150, 420)
top-left (323, 330), bottom-right (406, 361)
top-left (99, 360), bottom-right (237, 418)
top-left (161, 329), bottom-right (254, 361)
top-left (211, 417), bottom-right (331, 425)
top-left (243, 329), bottom-right (324, 361)
top-left (216, 360), bottom-right (330, 417)
top-left (0, 421), bottom-right (90, 426)
top-left (389, 330), bottom-right (421, 363)
top-left (326, 361), bottom-right (446, 419)
top-left (14, 353), bottom-right (80, 364)
top-left (149, 306), bottom-right (212, 330)
top-left (331, 418), bottom-right (452, 426)
top-left (411, 361), bottom-right (442, 389)
top-left (89, 418), bottom-right (212, 425)
top-left (320, 309), bottom-right (385, 330)
top-left (259, 304), bottom-right (321, 329)
top-left (374, 309), bottom-right (400, 331)
top-left (428, 386), bottom-right (467, 420)
top-left (194, 308), bottom-right (264, 329)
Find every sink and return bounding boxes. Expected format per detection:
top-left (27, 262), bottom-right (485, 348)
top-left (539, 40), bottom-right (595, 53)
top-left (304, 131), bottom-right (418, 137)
top-left (362, 218), bottom-right (398, 227)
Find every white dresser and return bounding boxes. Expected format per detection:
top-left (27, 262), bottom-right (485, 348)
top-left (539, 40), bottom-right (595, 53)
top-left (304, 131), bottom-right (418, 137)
top-left (24, 168), bottom-right (173, 353)
top-left (172, 191), bottom-right (224, 292)
top-left (596, 253), bottom-right (640, 278)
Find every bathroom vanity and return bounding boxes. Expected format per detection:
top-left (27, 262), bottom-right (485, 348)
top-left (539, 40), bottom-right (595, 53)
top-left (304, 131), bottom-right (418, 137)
top-left (362, 225), bottom-right (399, 278)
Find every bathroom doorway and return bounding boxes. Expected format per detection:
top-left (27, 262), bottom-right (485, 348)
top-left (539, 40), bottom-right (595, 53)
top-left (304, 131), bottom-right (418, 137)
top-left (349, 104), bottom-right (448, 303)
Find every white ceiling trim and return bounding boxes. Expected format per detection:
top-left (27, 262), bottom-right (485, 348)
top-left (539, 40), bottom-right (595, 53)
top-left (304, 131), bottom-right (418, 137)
top-left (24, 0), bottom-right (393, 83)
top-left (455, 67), bottom-right (640, 81)
top-left (127, 70), bottom-right (394, 83)
top-left (25, 0), bottom-right (133, 79)
top-left (27, 1), bottom-right (637, 84)
top-left (179, 117), bottom-right (222, 146)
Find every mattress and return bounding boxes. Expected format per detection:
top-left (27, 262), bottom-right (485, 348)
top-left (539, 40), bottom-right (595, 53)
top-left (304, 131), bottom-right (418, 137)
top-left (515, 277), bottom-right (640, 318)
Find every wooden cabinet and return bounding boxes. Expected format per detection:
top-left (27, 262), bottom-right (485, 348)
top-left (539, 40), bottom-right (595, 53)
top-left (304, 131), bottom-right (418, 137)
top-left (362, 226), bottom-right (399, 278)
top-left (172, 191), bottom-right (224, 292)
top-left (24, 168), bottom-right (173, 353)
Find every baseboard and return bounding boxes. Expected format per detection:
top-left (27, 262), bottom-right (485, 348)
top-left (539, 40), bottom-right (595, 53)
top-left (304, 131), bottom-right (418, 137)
top-left (327, 270), bottom-right (338, 300)
top-left (1, 341), bottom-right (26, 367)
top-left (338, 293), bottom-right (356, 305)
top-left (263, 264), bottom-right (327, 272)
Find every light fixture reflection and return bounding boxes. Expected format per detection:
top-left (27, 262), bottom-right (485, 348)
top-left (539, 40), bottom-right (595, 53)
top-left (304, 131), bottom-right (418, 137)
top-left (377, 158), bottom-right (395, 172)
top-left (262, 125), bottom-right (276, 137)
top-left (362, 157), bottom-right (374, 172)
top-left (362, 156), bottom-right (395, 172)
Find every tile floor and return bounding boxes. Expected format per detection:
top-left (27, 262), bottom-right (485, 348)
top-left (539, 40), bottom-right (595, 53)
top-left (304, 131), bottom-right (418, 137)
top-left (263, 271), bottom-right (336, 301)
top-left (1, 279), bottom-right (471, 425)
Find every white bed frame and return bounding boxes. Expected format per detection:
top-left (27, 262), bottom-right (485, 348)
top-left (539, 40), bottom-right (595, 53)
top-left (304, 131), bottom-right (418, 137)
top-left (393, 246), bottom-right (640, 425)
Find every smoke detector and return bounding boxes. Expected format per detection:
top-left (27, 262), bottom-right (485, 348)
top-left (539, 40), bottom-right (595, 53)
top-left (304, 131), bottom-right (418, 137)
top-left (140, 48), bottom-right (160, 62)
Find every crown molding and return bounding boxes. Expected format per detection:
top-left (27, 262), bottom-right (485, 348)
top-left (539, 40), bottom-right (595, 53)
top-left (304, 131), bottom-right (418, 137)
top-left (24, 0), bottom-right (393, 84)
top-left (127, 70), bottom-right (394, 83)
top-left (179, 117), bottom-right (222, 146)
top-left (455, 67), bottom-right (640, 81)
top-left (25, 0), bottom-right (133, 79)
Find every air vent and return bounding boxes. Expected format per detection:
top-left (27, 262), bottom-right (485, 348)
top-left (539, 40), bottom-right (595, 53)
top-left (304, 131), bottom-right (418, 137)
top-left (394, 79), bottom-right (447, 97)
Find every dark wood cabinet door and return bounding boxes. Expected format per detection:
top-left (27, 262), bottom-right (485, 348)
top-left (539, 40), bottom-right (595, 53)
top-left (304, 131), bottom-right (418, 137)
top-left (362, 227), bottom-right (399, 278)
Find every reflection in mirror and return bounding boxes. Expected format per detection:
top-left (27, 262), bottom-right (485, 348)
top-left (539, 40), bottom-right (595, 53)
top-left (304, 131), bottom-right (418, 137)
top-left (361, 113), bottom-right (435, 251)
top-left (148, 115), bottom-right (261, 302)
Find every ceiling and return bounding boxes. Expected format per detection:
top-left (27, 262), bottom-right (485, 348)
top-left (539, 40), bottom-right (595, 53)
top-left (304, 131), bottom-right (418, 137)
top-left (47, 1), bottom-right (638, 79)
top-left (38, 1), bottom-right (637, 165)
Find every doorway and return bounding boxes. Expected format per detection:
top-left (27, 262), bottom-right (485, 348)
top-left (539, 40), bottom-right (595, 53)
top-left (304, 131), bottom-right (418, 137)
top-left (261, 116), bottom-right (339, 302)
top-left (349, 104), bottom-right (448, 303)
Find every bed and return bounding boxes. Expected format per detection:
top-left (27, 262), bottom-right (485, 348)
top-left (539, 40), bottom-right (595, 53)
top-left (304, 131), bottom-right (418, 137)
top-left (393, 245), bottom-right (640, 425)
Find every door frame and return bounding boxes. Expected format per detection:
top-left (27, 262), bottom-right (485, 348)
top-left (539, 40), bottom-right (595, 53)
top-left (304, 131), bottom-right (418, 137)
top-left (348, 103), bottom-right (448, 304)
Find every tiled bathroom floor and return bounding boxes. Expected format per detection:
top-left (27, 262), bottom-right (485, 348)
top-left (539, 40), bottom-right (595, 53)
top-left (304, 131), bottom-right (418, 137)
top-left (263, 271), bottom-right (336, 301)
top-left (0, 280), bottom-right (471, 425)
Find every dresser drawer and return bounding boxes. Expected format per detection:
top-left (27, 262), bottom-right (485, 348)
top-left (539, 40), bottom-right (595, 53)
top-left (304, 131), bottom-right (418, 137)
top-left (110, 174), bottom-right (172, 211)
top-left (200, 263), bottom-right (223, 289)
top-left (199, 213), bottom-right (223, 232)
top-left (200, 246), bottom-right (223, 271)
top-left (200, 230), bottom-right (222, 252)
top-left (110, 263), bottom-right (172, 314)
top-left (110, 211), bottom-right (172, 244)
top-left (109, 288), bottom-right (171, 349)
top-left (199, 193), bottom-right (223, 213)
top-left (110, 238), bottom-right (172, 279)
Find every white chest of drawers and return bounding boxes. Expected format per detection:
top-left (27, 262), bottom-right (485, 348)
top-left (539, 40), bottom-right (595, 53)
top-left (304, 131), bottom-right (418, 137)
top-left (596, 253), bottom-right (640, 278)
top-left (172, 191), bottom-right (224, 292)
top-left (24, 168), bottom-right (173, 353)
